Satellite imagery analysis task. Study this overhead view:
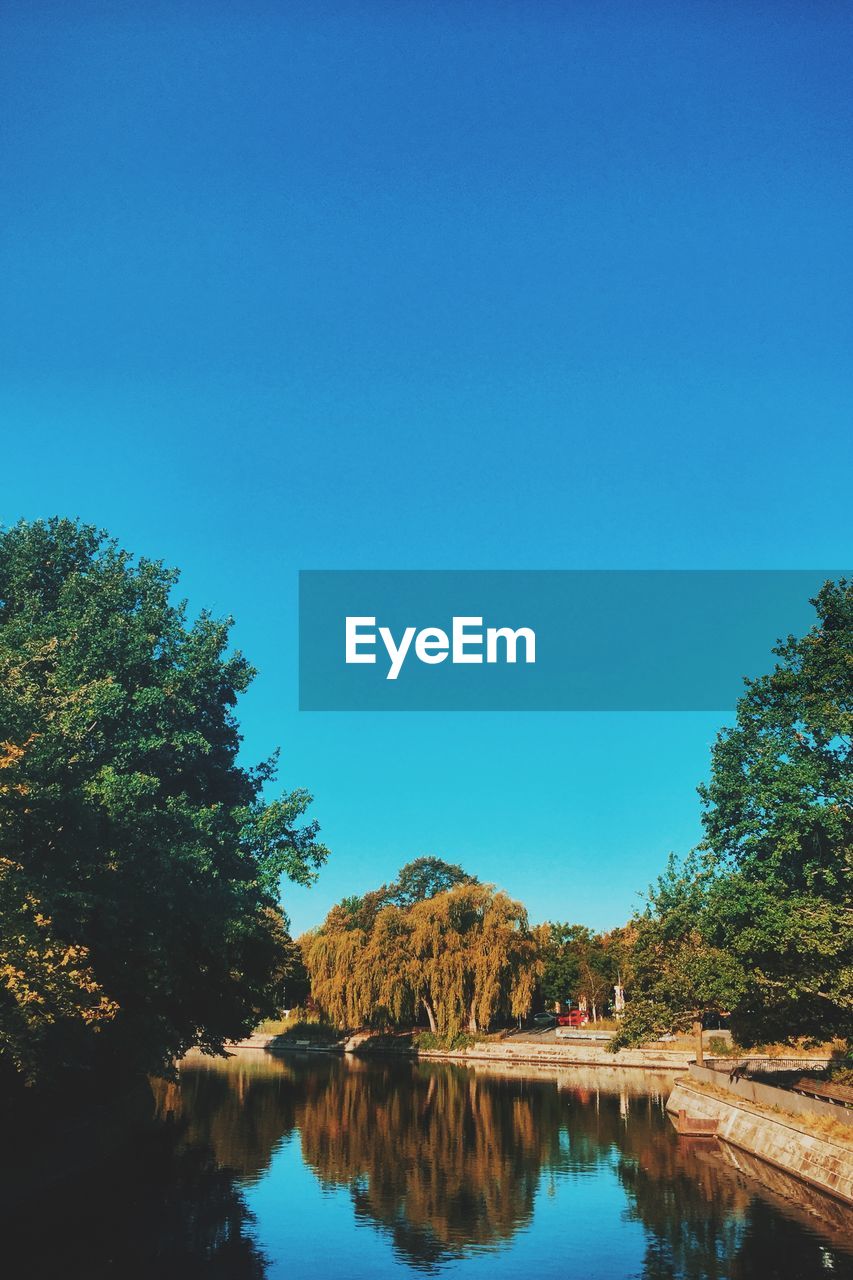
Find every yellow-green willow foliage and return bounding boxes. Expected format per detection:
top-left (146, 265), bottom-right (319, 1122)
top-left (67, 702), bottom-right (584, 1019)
top-left (303, 882), bottom-right (544, 1035)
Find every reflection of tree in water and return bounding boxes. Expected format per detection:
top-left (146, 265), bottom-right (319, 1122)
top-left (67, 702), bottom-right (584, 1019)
top-left (169, 1056), bottom-right (853, 1278)
top-left (607, 1092), bottom-right (748, 1280)
top-left (296, 1059), bottom-right (563, 1268)
top-left (155, 1053), bottom-right (300, 1182)
top-left (725, 1196), bottom-right (853, 1280)
top-left (172, 1055), bottom-right (564, 1269)
top-left (602, 1087), bottom-right (853, 1280)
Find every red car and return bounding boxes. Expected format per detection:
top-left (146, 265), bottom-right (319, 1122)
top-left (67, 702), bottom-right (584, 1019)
top-left (556, 1009), bottom-right (589, 1027)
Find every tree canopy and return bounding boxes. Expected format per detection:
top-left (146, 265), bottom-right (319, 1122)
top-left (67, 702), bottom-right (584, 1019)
top-left (0, 518), bottom-right (328, 1085)
top-left (387, 855), bottom-right (476, 907)
top-left (541, 923), bottom-right (625, 1021)
top-left (613, 578), bottom-right (851, 1052)
top-left (609, 854), bottom-right (746, 1054)
top-left (697, 578), bottom-right (852, 1044)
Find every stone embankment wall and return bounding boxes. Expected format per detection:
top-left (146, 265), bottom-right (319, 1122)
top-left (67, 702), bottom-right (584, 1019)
top-left (691, 1064), bottom-right (853, 1128)
top-left (667, 1075), bottom-right (853, 1205)
top-left (415, 1041), bottom-right (693, 1070)
top-left (226, 1033), bottom-right (694, 1070)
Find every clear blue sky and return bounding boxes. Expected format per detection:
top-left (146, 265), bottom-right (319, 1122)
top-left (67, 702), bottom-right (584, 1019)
top-left (2, 2), bottom-right (851, 934)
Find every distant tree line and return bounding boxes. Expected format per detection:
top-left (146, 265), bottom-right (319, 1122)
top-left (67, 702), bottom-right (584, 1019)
top-left (540, 924), bottom-right (629, 1021)
top-left (302, 866), bottom-right (634, 1036)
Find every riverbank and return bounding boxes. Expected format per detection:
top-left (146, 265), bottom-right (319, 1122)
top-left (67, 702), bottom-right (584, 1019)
top-left (224, 1031), bottom-right (695, 1070)
top-left (414, 1040), bottom-right (694, 1070)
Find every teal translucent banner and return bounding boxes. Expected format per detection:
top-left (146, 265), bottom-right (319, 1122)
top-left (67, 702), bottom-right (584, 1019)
top-left (298, 570), bottom-right (847, 711)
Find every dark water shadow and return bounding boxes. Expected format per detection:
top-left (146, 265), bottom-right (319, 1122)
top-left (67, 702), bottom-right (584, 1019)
top-left (0, 1076), bottom-right (267, 1279)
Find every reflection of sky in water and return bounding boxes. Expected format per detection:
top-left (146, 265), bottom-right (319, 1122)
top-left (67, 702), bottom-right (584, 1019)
top-left (245, 1135), bottom-right (652, 1280)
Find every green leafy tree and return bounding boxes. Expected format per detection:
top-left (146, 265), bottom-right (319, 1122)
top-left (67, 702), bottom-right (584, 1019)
top-left (325, 859), bottom-right (475, 938)
top-left (542, 924), bottom-right (622, 1021)
top-left (541, 923), bottom-right (583, 1009)
top-left (387, 856), bottom-right (476, 907)
top-left (0, 518), bottom-right (328, 1084)
top-left (700, 578), bottom-right (852, 1045)
top-left (610, 854), bottom-right (746, 1060)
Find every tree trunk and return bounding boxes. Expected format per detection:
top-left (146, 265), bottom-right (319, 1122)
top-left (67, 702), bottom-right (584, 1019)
top-left (422, 998), bottom-right (437, 1035)
top-left (468, 999), bottom-right (478, 1035)
top-left (693, 1017), bottom-right (704, 1066)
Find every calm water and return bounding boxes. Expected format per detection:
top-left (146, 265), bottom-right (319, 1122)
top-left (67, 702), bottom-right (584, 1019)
top-left (3, 1053), bottom-right (852, 1279)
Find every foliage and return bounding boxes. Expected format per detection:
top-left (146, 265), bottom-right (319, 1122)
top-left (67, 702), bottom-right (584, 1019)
top-left (266, 1020), bottom-right (339, 1044)
top-left (613, 579), bottom-right (851, 1052)
top-left (699, 578), bottom-right (852, 1045)
top-left (541, 923), bottom-right (625, 1019)
top-left (706, 1036), bottom-right (739, 1059)
top-left (303, 871), bottom-right (543, 1037)
top-left (0, 855), bottom-right (119, 1083)
top-left (274, 934), bottom-right (311, 1010)
top-left (609, 853), bottom-right (746, 1051)
top-left (330, 857), bottom-right (477, 934)
top-left (388, 856), bottom-right (476, 906)
top-left (0, 518), bottom-right (328, 1084)
top-left (829, 1060), bottom-right (853, 1087)
top-left (412, 1030), bottom-right (484, 1051)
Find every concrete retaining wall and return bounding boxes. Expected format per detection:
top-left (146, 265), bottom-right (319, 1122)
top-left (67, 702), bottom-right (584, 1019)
top-left (227, 1035), bottom-right (694, 1070)
top-left (691, 1065), bottom-right (853, 1128)
top-left (667, 1080), bottom-right (853, 1205)
top-left (410, 1042), bottom-right (692, 1069)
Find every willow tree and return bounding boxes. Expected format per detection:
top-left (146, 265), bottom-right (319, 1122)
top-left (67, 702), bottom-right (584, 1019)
top-left (408, 883), bottom-right (543, 1037)
top-left (300, 905), bottom-right (372, 1029)
top-left (304, 872), bottom-right (543, 1037)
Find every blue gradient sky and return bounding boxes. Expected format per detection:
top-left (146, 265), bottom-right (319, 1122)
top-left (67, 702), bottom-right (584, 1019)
top-left (2, 2), bottom-right (851, 934)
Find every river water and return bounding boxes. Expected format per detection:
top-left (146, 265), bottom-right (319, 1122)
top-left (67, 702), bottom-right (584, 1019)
top-left (3, 1053), bottom-right (852, 1278)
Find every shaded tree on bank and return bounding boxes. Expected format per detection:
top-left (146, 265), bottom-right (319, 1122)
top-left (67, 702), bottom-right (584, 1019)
top-left (0, 517), bottom-right (328, 1086)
